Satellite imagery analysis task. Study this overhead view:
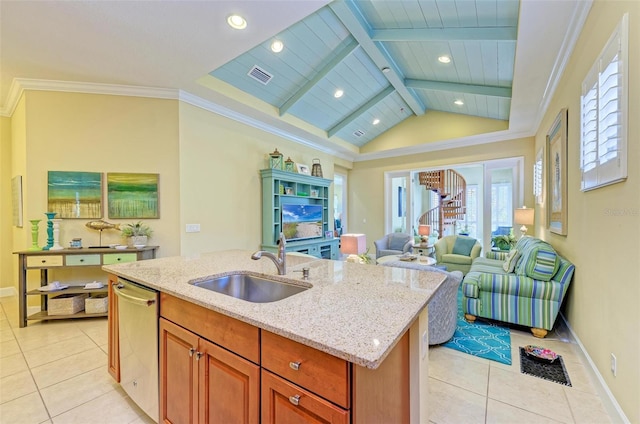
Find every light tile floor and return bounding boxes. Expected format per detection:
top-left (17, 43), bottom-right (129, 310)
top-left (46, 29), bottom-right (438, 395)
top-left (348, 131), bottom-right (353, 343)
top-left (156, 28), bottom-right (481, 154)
top-left (0, 294), bottom-right (615, 424)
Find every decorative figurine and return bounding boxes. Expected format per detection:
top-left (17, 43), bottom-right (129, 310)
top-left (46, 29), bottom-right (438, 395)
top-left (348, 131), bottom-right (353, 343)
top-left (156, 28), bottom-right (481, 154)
top-left (269, 148), bottom-right (283, 170)
top-left (43, 212), bottom-right (57, 250)
top-left (28, 219), bottom-right (42, 251)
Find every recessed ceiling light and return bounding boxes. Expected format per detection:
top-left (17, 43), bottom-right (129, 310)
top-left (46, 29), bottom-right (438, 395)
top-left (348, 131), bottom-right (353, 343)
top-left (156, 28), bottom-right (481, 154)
top-left (227, 14), bottom-right (247, 30)
top-left (372, 118), bottom-right (380, 125)
top-left (438, 55), bottom-right (451, 64)
top-left (270, 40), bottom-right (284, 53)
top-left (454, 99), bottom-right (464, 106)
top-left (334, 89), bottom-right (344, 98)
top-left (381, 67), bottom-right (390, 73)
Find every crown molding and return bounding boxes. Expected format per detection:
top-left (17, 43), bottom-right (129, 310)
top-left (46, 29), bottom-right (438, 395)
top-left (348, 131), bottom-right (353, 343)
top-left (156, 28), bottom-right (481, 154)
top-left (0, 77), bottom-right (357, 161)
top-left (178, 91), bottom-right (357, 162)
top-left (532, 0), bottom-right (593, 133)
top-left (1, 77), bottom-right (537, 163)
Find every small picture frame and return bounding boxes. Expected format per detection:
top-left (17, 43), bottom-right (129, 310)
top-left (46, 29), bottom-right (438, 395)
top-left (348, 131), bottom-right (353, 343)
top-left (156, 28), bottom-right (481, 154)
top-left (296, 163), bottom-right (310, 175)
top-left (325, 231), bottom-right (333, 239)
top-left (310, 189), bottom-right (319, 197)
top-left (285, 187), bottom-right (294, 195)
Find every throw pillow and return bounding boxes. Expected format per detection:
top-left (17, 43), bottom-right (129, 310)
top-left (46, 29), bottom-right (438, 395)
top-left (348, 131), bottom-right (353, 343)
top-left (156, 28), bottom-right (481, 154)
top-left (452, 236), bottom-right (476, 256)
top-left (389, 233), bottom-right (408, 251)
top-left (502, 249), bottom-right (520, 273)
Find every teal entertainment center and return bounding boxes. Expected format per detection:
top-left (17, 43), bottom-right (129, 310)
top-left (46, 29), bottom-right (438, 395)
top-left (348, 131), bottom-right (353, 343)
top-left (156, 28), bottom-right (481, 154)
top-left (260, 169), bottom-right (339, 259)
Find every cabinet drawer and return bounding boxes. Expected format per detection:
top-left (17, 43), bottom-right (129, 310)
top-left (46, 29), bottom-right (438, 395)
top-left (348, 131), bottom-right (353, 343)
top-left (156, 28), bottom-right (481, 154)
top-left (103, 253), bottom-right (137, 265)
top-left (261, 331), bottom-right (350, 408)
top-left (160, 293), bottom-right (260, 364)
top-left (65, 254), bottom-right (101, 266)
top-left (261, 370), bottom-right (349, 424)
top-left (26, 255), bottom-right (63, 268)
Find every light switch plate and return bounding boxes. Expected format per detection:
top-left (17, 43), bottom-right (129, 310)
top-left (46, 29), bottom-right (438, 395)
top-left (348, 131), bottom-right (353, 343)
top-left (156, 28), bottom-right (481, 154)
top-left (186, 224), bottom-right (200, 233)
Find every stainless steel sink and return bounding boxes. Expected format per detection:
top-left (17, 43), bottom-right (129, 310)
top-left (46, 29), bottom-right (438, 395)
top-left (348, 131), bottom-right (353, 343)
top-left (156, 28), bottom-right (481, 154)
top-left (189, 273), bottom-right (309, 303)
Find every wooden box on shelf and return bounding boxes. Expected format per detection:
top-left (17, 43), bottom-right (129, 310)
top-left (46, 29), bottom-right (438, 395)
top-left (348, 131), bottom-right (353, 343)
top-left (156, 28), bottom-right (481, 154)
top-left (85, 294), bottom-right (108, 314)
top-left (49, 293), bottom-right (89, 315)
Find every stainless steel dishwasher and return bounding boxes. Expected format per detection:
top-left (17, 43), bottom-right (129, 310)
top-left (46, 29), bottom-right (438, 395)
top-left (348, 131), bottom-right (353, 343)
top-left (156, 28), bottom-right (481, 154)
top-left (114, 278), bottom-right (159, 423)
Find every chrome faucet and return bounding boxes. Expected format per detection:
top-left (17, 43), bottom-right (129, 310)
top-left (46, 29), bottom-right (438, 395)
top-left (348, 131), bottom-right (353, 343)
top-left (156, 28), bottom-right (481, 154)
top-left (251, 232), bottom-right (287, 275)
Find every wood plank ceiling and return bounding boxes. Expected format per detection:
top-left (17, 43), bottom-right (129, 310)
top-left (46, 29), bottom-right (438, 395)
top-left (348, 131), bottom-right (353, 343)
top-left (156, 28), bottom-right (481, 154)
top-left (209, 0), bottom-right (519, 147)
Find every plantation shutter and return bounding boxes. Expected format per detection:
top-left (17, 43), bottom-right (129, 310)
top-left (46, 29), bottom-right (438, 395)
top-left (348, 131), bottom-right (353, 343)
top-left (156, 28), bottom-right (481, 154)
top-left (580, 14), bottom-right (628, 191)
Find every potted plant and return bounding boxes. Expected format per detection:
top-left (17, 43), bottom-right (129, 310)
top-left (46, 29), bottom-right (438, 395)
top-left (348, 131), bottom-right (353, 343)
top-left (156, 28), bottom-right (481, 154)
top-left (121, 221), bottom-right (153, 247)
top-left (491, 234), bottom-right (516, 251)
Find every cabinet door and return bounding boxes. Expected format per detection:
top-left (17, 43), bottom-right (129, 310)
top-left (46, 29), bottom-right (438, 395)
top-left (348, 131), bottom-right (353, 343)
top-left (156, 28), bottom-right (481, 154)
top-left (197, 338), bottom-right (260, 424)
top-left (262, 370), bottom-right (349, 424)
top-left (160, 319), bottom-right (199, 424)
top-left (107, 274), bottom-right (119, 382)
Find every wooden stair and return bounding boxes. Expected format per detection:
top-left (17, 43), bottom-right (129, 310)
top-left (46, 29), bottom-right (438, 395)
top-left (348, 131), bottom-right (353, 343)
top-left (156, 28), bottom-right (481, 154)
top-left (417, 170), bottom-right (466, 238)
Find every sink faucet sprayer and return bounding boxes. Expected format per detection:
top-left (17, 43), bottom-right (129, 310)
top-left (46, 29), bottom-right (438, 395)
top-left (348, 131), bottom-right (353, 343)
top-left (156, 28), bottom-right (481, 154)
top-left (251, 232), bottom-right (287, 275)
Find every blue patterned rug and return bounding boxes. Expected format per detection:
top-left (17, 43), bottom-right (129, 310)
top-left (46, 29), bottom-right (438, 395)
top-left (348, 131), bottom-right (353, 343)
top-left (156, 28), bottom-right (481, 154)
top-left (442, 287), bottom-right (512, 365)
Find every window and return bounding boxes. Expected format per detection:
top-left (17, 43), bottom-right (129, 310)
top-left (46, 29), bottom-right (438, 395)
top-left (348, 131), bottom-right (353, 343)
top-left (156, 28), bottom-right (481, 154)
top-left (533, 148), bottom-right (543, 204)
top-left (464, 185), bottom-right (478, 239)
top-left (491, 182), bottom-right (512, 230)
top-left (580, 14), bottom-right (628, 191)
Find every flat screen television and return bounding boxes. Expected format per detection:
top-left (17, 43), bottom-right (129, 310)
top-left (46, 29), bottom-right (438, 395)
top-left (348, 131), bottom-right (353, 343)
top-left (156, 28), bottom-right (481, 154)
top-left (282, 203), bottom-right (323, 241)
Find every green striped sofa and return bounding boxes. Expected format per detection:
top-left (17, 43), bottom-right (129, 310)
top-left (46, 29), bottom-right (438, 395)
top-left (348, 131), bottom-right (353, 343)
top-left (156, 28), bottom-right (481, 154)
top-left (461, 236), bottom-right (575, 338)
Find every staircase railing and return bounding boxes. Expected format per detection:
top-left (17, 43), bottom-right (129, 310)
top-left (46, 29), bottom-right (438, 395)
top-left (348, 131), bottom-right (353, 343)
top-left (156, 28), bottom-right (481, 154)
top-left (417, 169), bottom-right (467, 238)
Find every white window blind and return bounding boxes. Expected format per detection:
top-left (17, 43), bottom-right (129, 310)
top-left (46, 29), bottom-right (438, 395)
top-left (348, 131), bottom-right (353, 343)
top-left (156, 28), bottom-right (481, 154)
top-left (580, 14), bottom-right (628, 191)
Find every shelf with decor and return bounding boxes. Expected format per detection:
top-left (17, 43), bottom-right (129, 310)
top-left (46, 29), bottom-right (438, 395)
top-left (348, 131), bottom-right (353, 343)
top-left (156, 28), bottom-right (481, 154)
top-left (260, 169), bottom-right (338, 259)
top-left (14, 246), bottom-right (158, 327)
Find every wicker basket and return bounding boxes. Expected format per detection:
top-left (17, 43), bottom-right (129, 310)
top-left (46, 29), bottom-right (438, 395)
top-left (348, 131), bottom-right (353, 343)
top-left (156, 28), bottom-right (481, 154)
top-left (49, 293), bottom-right (89, 315)
top-left (85, 294), bottom-right (108, 314)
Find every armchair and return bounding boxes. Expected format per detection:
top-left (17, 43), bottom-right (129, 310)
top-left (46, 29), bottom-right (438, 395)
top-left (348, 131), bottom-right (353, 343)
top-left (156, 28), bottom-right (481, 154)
top-left (434, 235), bottom-right (482, 274)
top-left (374, 233), bottom-right (413, 259)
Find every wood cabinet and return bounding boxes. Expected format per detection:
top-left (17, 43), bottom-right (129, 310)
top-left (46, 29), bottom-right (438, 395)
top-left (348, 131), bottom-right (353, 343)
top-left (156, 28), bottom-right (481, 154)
top-left (15, 246), bottom-right (158, 327)
top-left (159, 295), bottom-right (260, 424)
top-left (151, 293), bottom-right (411, 424)
top-left (260, 169), bottom-right (339, 259)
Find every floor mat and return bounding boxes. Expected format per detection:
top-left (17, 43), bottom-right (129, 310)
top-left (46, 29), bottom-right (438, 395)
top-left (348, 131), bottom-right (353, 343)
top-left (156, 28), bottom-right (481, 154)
top-left (519, 347), bottom-right (572, 386)
top-left (442, 288), bottom-right (512, 365)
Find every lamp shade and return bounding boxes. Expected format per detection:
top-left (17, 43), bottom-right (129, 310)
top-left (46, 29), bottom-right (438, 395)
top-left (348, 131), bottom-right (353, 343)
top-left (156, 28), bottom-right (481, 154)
top-left (340, 234), bottom-right (367, 255)
top-left (514, 207), bottom-right (534, 226)
top-left (418, 225), bottom-right (431, 236)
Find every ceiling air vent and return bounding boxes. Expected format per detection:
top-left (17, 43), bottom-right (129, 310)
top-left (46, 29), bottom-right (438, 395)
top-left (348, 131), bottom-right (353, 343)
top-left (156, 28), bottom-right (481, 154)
top-left (248, 65), bottom-right (273, 85)
top-left (353, 129), bottom-right (365, 137)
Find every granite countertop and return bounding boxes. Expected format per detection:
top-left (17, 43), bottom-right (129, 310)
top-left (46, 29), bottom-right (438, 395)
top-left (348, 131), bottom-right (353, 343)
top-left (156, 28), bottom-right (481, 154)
top-left (103, 250), bottom-right (446, 369)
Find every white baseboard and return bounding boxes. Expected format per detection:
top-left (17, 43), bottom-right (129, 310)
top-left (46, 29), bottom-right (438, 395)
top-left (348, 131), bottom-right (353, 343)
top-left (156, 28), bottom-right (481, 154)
top-left (0, 287), bottom-right (16, 297)
top-left (559, 313), bottom-right (630, 423)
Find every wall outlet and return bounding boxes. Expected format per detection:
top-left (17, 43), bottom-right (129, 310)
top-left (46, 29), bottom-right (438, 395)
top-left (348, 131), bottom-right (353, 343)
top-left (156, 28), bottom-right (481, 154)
top-left (186, 224), bottom-right (200, 233)
top-left (610, 353), bottom-right (617, 376)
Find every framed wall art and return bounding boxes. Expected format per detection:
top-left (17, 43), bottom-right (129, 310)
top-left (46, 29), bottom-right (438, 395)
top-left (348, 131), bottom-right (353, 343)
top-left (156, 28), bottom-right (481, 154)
top-left (547, 109), bottom-right (568, 235)
top-left (48, 171), bottom-right (103, 218)
top-left (107, 173), bottom-right (159, 219)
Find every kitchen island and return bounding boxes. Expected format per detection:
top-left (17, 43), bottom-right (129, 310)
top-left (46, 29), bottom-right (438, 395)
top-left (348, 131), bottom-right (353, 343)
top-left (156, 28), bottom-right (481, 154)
top-left (104, 250), bottom-right (446, 423)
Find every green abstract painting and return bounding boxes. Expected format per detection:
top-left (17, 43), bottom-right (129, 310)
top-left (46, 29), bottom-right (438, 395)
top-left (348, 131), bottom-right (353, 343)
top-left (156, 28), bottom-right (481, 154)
top-left (107, 173), bottom-right (159, 219)
top-left (48, 171), bottom-right (103, 218)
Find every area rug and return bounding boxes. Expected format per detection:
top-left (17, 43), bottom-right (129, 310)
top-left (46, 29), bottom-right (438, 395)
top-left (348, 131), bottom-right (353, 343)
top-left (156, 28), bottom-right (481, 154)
top-left (519, 347), bottom-right (572, 386)
top-left (442, 287), bottom-right (512, 365)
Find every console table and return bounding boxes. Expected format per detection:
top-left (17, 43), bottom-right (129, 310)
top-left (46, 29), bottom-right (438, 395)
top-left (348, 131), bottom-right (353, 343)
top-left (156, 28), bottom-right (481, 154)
top-left (15, 246), bottom-right (158, 327)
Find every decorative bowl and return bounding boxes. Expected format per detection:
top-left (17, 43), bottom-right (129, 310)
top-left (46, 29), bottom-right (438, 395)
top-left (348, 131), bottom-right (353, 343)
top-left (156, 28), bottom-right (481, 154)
top-left (134, 244), bottom-right (145, 249)
top-left (523, 345), bottom-right (558, 363)
top-left (114, 245), bottom-right (127, 250)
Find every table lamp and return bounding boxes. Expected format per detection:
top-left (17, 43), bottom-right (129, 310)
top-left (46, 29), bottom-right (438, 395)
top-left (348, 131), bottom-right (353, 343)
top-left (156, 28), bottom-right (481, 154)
top-left (514, 206), bottom-right (534, 237)
top-left (418, 225), bottom-right (431, 246)
top-left (340, 234), bottom-right (367, 255)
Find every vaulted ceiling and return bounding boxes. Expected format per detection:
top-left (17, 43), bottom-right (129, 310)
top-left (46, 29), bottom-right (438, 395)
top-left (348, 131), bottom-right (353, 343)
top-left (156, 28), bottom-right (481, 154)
top-left (210, 0), bottom-right (518, 147)
top-left (0, 0), bottom-right (590, 161)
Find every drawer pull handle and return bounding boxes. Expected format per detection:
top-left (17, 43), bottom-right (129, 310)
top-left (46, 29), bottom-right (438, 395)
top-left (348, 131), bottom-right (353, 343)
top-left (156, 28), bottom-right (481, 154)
top-left (289, 361), bottom-right (301, 371)
top-left (41, 260), bottom-right (46, 263)
top-left (189, 348), bottom-right (196, 357)
top-left (289, 395), bottom-right (301, 406)
top-left (80, 259), bottom-right (84, 262)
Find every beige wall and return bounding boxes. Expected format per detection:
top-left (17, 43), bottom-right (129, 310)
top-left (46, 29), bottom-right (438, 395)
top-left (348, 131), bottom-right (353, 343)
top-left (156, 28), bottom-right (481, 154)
top-left (535, 2), bottom-right (639, 421)
top-left (0, 116), bottom-right (13, 290)
top-left (349, 136), bottom-right (534, 248)
top-left (177, 101), bottom-right (340, 256)
top-left (361, 110), bottom-right (508, 154)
